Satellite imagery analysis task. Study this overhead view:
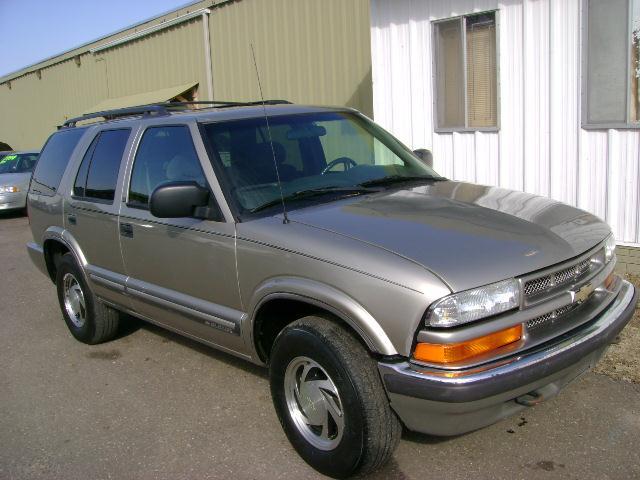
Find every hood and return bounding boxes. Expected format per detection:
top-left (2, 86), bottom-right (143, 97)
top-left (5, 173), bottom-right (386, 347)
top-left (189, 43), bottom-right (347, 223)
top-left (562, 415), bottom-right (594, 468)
top-left (0, 172), bottom-right (32, 189)
top-left (287, 181), bottom-right (610, 292)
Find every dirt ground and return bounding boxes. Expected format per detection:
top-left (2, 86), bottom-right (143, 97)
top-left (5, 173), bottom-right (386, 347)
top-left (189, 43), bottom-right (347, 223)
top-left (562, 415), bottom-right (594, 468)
top-left (594, 274), bottom-right (640, 383)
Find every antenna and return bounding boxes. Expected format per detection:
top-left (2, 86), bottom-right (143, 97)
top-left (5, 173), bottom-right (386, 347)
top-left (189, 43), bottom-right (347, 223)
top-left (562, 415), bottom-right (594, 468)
top-left (250, 43), bottom-right (290, 224)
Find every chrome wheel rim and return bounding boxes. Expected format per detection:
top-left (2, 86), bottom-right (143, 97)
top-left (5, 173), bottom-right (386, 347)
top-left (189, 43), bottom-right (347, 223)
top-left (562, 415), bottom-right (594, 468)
top-left (63, 273), bottom-right (86, 328)
top-left (284, 356), bottom-right (344, 451)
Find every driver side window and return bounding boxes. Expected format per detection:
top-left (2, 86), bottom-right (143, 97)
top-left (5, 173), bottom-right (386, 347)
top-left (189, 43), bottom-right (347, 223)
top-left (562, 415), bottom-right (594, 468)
top-left (128, 125), bottom-right (207, 209)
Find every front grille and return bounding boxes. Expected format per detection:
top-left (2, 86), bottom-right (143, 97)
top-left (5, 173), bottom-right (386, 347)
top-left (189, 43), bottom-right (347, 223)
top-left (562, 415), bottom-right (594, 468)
top-left (523, 254), bottom-right (600, 299)
top-left (526, 303), bottom-right (578, 331)
top-left (553, 259), bottom-right (591, 286)
top-left (523, 276), bottom-right (551, 296)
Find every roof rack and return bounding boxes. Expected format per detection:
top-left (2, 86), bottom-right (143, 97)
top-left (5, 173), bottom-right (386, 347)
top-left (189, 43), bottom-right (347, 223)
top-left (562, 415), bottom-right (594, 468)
top-left (59, 100), bottom-right (292, 128)
top-left (162, 100), bottom-right (292, 108)
top-left (60, 105), bottom-right (167, 129)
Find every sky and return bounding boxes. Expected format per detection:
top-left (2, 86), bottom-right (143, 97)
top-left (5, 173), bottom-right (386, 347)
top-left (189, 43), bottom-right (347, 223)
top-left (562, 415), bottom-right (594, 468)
top-left (0, 0), bottom-right (196, 77)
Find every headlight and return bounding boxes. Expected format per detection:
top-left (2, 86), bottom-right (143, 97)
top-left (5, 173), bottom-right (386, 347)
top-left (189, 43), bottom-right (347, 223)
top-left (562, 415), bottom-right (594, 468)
top-left (427, 278), bottom-right (520, 328)
top-left (604, 235), bottom-right (616, 263)
top-left (0, 185), bottom-right (20, 193)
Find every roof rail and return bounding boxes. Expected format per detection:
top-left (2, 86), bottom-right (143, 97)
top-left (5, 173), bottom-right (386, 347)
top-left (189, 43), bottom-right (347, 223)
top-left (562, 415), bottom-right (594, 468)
top-left (60, 105), bottom-right (168, 129)
top-left (160, 100), bottom-right (292, 109)
top-left (59, 99), bottom-right (293, 129)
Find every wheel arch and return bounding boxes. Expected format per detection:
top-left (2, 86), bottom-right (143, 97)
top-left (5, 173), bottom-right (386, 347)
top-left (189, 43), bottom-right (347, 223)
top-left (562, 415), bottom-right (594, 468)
top-left (247, 277), bottom-right (398, 363)
top-left (42, 227), bottom-right (87, 282)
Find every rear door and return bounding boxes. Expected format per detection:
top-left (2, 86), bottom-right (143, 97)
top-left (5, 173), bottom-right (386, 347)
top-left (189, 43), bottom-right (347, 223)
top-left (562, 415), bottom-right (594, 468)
top-left (65, 128), bottom-right (132, 306)
top-left (118, 123), bottom-right (244, 353)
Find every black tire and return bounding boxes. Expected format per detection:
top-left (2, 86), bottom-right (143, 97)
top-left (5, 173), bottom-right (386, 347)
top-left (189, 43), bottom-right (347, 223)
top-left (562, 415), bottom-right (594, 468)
top-left (55, 253), bottom-right (119, 344)
top-left (269, 315), bottom-right (401, 478)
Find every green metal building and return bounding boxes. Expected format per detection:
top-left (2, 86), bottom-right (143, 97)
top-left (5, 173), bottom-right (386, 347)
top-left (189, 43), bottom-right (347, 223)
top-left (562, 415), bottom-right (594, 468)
top-left (0, 0), bottom-right (372, 150)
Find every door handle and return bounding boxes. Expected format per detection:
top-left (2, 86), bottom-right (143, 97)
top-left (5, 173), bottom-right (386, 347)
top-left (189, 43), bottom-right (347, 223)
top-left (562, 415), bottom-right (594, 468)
top-left (119, 223), bottom-right (133, 238)
top-left (67, 214), bottom-right (77, 225)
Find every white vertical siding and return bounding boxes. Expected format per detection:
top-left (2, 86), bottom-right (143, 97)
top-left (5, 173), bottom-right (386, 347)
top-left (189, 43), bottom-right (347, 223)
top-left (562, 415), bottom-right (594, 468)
top-left (371, 0), bottom-right (640, 246)
top-left (549, 0), bottom-right (580, 205)
top-left (523, 0), bottom-right (549, 197)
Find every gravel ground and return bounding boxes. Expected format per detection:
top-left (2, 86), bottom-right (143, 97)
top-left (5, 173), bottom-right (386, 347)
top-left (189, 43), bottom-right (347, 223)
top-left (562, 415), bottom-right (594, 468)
top-left (594, 274), bottom-right (640, 383)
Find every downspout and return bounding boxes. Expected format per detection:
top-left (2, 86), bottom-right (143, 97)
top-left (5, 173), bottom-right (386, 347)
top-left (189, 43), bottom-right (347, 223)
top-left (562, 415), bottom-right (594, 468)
top-left (202, 9), bottom-right (214, 100)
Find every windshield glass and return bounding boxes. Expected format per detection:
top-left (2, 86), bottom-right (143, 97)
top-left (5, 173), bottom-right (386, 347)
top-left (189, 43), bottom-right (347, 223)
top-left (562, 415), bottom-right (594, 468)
top-left (201, 112), bottom-right (442, 214)
top-left (0, 153), bottom-right (38, 174)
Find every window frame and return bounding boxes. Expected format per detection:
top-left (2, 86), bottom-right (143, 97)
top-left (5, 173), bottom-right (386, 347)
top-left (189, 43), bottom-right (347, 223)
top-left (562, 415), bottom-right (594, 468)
top-left (71, 128), bottom-right (131, 205)
top-left (126, 123), bottom-right (216, 214)
top-left (582, 0), bottom-right (640, 129)
top-left (432, 10), bottom-right (501, 133)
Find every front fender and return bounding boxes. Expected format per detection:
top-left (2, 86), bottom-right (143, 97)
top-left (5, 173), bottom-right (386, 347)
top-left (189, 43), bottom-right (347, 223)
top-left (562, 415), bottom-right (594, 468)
top-left (246, 276), bottom-right (398, 356)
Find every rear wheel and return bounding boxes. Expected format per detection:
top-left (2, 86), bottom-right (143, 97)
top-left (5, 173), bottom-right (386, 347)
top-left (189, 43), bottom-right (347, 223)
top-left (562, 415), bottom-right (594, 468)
top-left (55, 253), bottom-right (120, 344)
top-left (269, 316), bottom-right (401, 478)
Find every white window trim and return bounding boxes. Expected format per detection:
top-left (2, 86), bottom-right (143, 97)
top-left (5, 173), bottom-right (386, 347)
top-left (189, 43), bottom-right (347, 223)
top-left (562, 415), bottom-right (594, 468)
top-left (581, 0), bottom-right (640, 129)
top-left (432, 10), bottom-right (501, 133)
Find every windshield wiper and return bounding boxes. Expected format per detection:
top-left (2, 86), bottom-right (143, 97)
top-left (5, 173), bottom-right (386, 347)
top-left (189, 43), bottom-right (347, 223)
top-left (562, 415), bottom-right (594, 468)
top-left (250, 186), bottom-right (376, 213)
top-left (358, 175), bottom-right (446, 188)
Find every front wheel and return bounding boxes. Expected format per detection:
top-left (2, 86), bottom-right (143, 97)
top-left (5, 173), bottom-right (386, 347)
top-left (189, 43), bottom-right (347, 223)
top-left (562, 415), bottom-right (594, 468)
top-left (269, 316), bottom-right (401, 478)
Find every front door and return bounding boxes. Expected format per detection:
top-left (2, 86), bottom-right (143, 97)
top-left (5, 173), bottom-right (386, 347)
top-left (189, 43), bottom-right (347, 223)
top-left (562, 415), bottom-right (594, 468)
top-left (118, 123), bottom-right (244, 354)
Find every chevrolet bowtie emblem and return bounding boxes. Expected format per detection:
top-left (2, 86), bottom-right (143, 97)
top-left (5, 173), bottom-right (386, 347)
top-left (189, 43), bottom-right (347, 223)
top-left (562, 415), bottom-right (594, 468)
top-left (574, 283), bottom-right (594, 304)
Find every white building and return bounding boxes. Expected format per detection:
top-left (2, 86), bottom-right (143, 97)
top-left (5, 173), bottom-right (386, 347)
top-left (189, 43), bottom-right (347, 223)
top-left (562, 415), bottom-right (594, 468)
top-left (370, 0), bottom-right (640, 270)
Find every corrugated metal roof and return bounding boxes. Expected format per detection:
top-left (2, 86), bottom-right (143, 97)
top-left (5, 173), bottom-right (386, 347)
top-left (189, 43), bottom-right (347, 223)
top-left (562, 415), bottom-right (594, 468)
top-left (0, 0), bottom-right (221, 84)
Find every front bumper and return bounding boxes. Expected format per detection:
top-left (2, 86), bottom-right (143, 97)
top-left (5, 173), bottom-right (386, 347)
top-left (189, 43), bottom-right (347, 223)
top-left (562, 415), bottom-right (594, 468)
top-left (378, 280), bottom-right (637, 436)
top-left (0, 191), bottom-right (27, 210)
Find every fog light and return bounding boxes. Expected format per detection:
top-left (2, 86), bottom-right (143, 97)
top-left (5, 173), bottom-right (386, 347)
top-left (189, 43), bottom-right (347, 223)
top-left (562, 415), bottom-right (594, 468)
top-left (414, 324), bottom-right (523, 365)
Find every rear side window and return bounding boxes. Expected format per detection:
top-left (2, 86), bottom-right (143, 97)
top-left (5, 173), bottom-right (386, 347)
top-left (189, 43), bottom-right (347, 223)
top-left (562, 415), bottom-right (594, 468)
top-left (73, 129), bottom-right (130, 202)
top-left (32, 128), bottom-right (86, 193)
top-left (128, 125), bottom-right (206, 209)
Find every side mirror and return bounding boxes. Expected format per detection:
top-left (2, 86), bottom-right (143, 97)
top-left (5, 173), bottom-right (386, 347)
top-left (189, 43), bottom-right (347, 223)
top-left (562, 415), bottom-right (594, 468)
top-left (150, 181), bottom-right (210, 218)
top-left (413, 148), bottom-right (434, 168)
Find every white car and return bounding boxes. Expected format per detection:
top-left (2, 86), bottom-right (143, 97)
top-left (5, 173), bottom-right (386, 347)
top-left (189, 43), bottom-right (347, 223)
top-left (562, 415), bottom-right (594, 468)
top-left (0, 151), bottom-right (39, 212)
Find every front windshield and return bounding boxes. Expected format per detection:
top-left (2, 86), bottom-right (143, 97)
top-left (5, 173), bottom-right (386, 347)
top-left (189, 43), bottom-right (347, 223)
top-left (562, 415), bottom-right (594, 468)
top-left (201, 112), bottom-right (442, 213)
top-left (0, 153), bottom-right (38, 175)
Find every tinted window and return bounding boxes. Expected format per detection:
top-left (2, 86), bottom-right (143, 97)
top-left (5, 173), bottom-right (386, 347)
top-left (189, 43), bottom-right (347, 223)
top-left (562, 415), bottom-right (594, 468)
top-left (129, 126), bottom-right (206, 209)
top-left (73, 129), bottom-right (129, 202)
top-left (32, 129), bottom-right (86, 192)
top-left (73, 136), bottom-right (99, 198)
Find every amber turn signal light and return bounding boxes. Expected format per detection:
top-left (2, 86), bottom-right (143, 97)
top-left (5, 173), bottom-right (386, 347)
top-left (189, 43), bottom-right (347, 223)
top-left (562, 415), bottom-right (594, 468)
top-left (414, 324), bottom-right (523, 365)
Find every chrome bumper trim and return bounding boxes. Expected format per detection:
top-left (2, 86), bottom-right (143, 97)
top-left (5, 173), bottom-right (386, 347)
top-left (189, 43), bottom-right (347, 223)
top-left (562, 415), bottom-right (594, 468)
top-left (380, 281), bottom-right (637, 404)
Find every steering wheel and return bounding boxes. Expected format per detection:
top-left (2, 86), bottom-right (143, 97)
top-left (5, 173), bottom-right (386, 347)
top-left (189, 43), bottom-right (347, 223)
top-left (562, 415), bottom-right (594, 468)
top-left (321, 157), bottom-right (357, 175)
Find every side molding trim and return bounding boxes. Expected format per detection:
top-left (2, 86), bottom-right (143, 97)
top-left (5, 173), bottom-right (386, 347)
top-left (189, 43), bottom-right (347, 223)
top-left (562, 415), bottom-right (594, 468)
top-left (126, 277), bottom-right (242, 335)
top-left (85, 264), bottom-right (243, 336)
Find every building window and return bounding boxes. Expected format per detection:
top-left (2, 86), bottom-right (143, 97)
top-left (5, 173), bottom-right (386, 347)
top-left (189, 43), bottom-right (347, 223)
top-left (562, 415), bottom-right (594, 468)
top-left (585, 0), bottom-right (640, 126)
top-left (433, 12), bottom-right (498, 131)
